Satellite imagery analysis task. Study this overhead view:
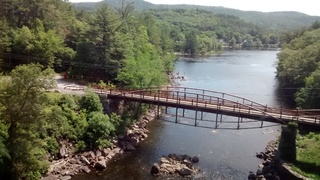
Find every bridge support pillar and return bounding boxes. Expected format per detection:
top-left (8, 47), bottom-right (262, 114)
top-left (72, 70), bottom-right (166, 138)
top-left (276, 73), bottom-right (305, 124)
top-left (200, 111), bottom-right (203, 120)
top-left (215, 113), bottom-right (219, 129)
top-left (175, 107), bottom-right (178, 123)
top-left (237, 117), bottom-right (240, 130)
top-left (165, 106), bottom-right (168, 114)
top-left (261, 120), bottom-right (264, 128)
top-left (195, 110), bottom-right (198, 126)
top-left (182, 109), bottom-right (185, 117)
top-left (157, 104), bottom-right (160, 119)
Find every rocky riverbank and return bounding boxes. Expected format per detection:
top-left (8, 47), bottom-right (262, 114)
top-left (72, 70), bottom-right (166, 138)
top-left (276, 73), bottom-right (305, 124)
top-left (42, 108), bottom-right (157, 180)
top-left (249, 140), bottom-right (281, 180)
top-left (150, 154), bottom-right (200, 178)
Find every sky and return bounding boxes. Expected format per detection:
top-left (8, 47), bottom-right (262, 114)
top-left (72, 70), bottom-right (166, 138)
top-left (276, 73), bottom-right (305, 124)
top-left (68, 0), bottom-right (320, 16)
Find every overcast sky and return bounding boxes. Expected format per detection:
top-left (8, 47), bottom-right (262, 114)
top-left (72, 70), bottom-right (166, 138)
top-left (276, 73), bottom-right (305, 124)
top-left (69, 0), bottom-right (320, 16)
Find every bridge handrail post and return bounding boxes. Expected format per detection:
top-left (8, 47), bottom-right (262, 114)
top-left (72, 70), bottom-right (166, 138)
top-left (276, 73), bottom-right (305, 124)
top-left (196, 94), bottom-right (199, 106)
top-left (179, 98), bottom-right (181, 104)
top-left (280, 106), bottom-right (283, 119)
top-left (177, 92), bottom-right (179, 103)
top-left (205, 101), bottom-right (207, 107)
top-left (192, 99), bottom-right (194, 106)
top-left (158, 90), bottom-right (160, 101)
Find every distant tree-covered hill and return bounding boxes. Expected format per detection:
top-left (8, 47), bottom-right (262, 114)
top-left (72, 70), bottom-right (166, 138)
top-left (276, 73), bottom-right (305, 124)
top-left (72, 0), bottom-right (320, 32)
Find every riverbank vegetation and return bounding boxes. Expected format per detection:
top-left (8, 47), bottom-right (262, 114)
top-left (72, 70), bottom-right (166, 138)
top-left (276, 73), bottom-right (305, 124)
top-left (292, 132), bottom-right (320, 179)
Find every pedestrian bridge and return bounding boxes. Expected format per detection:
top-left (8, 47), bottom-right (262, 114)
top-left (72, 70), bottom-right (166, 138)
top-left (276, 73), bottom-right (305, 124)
top-left (104, 86), bottom-right (320, 129)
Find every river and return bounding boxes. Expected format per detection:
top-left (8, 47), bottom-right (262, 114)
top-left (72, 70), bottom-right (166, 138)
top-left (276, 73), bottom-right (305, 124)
top-left (73, 49), bottom-right (284, 179)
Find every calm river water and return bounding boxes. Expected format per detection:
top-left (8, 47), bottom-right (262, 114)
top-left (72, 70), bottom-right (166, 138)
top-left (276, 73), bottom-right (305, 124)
top-left (73, 49), bottom-right (285, 179)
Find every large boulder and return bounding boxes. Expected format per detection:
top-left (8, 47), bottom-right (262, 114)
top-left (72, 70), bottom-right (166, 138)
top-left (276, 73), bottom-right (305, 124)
top-left (59, 145), bottom-right (67, 158)
top-left (59, 176), bottom-right (72, 180)
top-left (95, 150), bottom-right (102, 157)
top-left (80, 156), bottom-right (90, 165)
top-left (126, 143), bottom-right (136, 151)
top-left (177, 166), bottom-right (193, 176)
top-left (94, 160), bottom-right (107, 170)
top-left (82, 166), bottom-right (91, 173)
top-left (192, 156), bottom-right (199, 163)
top-left (150, 163), bottom-right (160, 175)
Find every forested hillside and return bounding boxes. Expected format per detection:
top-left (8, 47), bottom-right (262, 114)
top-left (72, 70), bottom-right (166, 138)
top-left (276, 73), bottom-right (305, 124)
top-left (277, 22), bottom-right (320, 108)
top-left (73, 0), bottom-right (320, 32)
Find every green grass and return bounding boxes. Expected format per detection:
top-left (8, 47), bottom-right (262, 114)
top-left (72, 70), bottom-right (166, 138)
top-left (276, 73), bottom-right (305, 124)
top-left (291, 132), bottom-right (320, 179)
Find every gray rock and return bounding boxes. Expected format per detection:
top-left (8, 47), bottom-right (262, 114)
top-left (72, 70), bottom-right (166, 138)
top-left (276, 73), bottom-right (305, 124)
top-left (112, 147), bottom-right (121, 154)
top-left (118, 134), bottom-right (125, 140)
top-left (95, 150), bottom-right (102, 157)
top-left (59, 176), bottom-right (72, 180)
top-left (80, 156), bottom-right (90, 165)
top-left (82, 166), bottom-right (91, 173)
top-left (256, 169), bottom-right (263, 176)
top-left (98, 156), bottom-right (105, 161)
top-left (69, 158), bottom-right (77, 164)
top-left (126, 143), bottom-right (136, 151)
top-left (258, 163), bottom-right (264, 169)
top-left (41, 175), bottom-right (59, 180)
top-left (59, 145), bottom-right (67, 158)
top-left (106, 151), bottom-right (115, 159)
top-left (126, 130), bottom-right (134, 136)
top-left (160, 157), bottom-right (170, 164)
top-left (182, 159), bottom-right (192, 168)
top-left (119, 141), bottom-right (127, 148)
top-left (94, 160), bottom-right (107, 170)
top-left (192, 156), bottom-right (199, 163)
top-left (248, 171), bottom-right (255, 179)
top-left (150, 163), bottom-right (160, 175)
top-left (177, 166), bottom-right (193, 176)
top-left (102, 148), bottom-right (110, 156)
top-left (89, 151), bottom-right (95, 159)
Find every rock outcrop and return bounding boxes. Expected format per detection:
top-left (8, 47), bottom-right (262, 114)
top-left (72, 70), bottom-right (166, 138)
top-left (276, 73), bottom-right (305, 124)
top-left (249, 140), bottom-right (281, 180)
top-left (151, 154), bottom-right (200, 178)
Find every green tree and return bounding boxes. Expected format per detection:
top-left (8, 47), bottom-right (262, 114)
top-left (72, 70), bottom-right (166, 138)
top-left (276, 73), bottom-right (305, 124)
top-left (0, 64), bottom-right (55, 179)
top-left (85, 112), bottom-right (115, 149)
top-left (117, 26), bottom-right (167, 88)
top-left (296, 70), bottom-right (320, 108)
top-left (79, 90), bottom-right (103, 114)
top-left (184, 30), bottom-right (198, 56)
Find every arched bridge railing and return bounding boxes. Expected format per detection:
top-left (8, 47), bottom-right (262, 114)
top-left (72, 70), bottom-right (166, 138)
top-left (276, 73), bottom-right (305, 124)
top-left (99, 86), bottom-right (320, 126)
top-left (125, 88), bottom-right (286, 124)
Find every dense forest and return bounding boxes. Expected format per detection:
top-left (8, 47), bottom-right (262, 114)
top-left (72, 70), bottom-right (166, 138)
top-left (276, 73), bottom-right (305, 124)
top-left (0, 0), bottom-right (319, 179)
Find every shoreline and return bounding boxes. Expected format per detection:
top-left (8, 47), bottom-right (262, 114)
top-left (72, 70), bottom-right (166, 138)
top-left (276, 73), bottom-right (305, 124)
top-left (42, 107), bottom-right (159, 180)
